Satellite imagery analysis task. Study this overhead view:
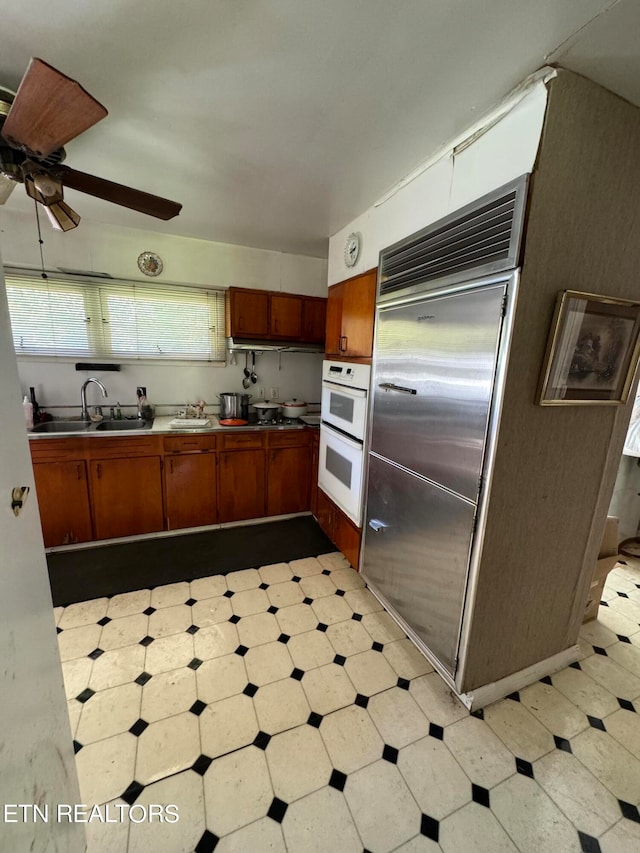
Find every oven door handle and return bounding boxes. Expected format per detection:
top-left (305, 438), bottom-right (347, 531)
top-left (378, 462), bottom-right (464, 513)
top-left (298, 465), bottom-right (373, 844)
top-left (322, 380), bottom-right (367, 397)
top-left (378, 382), bottom-right (417, 395)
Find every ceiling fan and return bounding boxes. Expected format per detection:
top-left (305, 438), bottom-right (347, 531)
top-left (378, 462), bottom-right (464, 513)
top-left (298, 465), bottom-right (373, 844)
top-left (0, 58), bottom-right (182, 231)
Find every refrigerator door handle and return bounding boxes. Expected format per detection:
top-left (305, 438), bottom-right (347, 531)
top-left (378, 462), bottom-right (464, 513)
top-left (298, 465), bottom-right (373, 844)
top-left (368, 518), bottom-right (388, 533)
top-left (378, 382), bottom-right (417, 395)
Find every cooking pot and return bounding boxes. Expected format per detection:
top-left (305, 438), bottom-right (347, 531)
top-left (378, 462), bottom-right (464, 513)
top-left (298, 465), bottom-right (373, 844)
top-left (281, 398), bottom-right (308, 418)
top-left (253, 400), bottom-right (281, 422)
top-left (218, 392), bottom-right (251, 421)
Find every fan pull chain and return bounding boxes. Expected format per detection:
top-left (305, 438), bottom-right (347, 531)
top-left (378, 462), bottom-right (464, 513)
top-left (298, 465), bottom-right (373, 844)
top-left (34, 199), bottom-right (47, 280)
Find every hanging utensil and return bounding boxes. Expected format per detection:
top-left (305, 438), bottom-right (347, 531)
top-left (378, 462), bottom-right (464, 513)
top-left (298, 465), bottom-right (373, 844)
top-left (250, 351), bottom-right (257, 384)
top-left (242, 352), bottom-right (251, 388)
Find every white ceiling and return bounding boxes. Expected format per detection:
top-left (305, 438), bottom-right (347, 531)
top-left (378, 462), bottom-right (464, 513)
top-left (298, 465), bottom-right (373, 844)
top-left (1, 0), bottom-right (638, 257)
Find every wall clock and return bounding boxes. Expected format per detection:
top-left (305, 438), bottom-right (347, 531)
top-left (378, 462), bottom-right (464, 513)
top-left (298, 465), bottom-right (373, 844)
top-left (137, 251), bottom-right (163, 277)
top-left (344, 232), bottom-right (361, 268)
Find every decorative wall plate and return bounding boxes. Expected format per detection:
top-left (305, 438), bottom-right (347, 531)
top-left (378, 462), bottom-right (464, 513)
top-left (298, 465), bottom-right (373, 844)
top-left (137, 251), bottom-right (163, 277)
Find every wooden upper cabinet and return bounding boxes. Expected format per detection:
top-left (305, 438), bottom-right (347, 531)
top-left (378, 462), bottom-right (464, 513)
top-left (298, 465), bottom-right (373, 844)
top-left (227, 288), bottom-right (269, 338)
top-left (270, 294), bottom-right (303, 339)
top-left (325, 282), bottom-right (345, 356)
top-left (325, 269), bottom-right (377, 358)
top-left (226, 286), bottom-right (326, 344)
top-left (302, 297), bottom-right (328, 343)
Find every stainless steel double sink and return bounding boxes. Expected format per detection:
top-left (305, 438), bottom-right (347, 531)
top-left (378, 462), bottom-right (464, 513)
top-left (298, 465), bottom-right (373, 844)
top-left (30, 419), bottom-right (154, 434)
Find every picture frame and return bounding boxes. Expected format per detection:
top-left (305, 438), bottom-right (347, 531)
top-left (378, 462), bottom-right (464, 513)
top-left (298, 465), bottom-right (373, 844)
top-left (539, 290), bottom-right (640, 405)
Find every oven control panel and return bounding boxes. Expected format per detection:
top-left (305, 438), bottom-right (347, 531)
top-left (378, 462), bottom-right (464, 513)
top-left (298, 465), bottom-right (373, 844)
top-left (322, 360), bottom-right (371, 390)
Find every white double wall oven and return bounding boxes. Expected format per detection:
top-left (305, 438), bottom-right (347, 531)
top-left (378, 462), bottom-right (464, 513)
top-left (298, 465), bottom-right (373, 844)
top-left (318, 360), bottom-right (371, 526)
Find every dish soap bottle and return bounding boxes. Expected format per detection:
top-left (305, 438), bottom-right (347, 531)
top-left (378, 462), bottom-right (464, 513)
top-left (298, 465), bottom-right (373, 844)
top-left (23, 395), bottom-right (34, 429)
top-left (116, 402), bottom-right (123, 420)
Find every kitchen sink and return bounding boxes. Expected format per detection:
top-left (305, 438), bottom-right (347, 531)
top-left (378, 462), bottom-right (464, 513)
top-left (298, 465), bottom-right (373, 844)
top-left (94, 419), bottom-right (153, 431)
top-left (31, 421), bottom-right (92, 433)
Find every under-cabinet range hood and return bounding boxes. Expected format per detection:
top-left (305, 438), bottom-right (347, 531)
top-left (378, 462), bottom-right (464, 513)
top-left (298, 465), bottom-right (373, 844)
top-left (226, 337), bottom-right (324, 354)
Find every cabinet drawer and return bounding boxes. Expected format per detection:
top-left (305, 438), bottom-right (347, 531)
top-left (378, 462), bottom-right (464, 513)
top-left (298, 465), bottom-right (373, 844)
top-left (267, 429), bottom-right (310, 448)
top-left (163, 434), bottom-right (216, 453)
top-left (219, 432), bottom-right (266, 450)
top-left (29, 438), bottom-right (86, 463)
top-left (86, 435), bottom-right (163, 459)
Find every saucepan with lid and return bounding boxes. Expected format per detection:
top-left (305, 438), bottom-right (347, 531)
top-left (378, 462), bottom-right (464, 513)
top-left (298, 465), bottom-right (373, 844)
top-left (253, 400), bottom-right (281, 423)
top-left (281, 398), bottom-right (308, 419)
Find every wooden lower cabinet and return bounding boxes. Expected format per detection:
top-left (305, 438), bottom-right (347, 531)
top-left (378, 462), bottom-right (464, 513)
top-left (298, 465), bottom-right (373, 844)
top-left (164, 452), bottom-right (217, 530)
top-left (310, 431), bottom-right (319, 518)
top-left (316, 488), bottom-right (361, 569)
top-left (89, 456), bottom-right (164, 540)
top-left (267, 445), bottom-right (311, 516)
top-left (30, 428), bottom-right (316, 544)
top-left (32, 461), bottom-right (93, 547)
top-left (218, 449), bottom-right (266, 522)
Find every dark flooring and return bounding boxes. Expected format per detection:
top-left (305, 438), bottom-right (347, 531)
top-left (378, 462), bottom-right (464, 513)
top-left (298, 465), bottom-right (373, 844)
top-left (47, 516), bottom-right (334, 606)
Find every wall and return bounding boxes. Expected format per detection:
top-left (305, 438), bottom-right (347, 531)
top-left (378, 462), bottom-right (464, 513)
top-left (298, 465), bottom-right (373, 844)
top-left (0, 249), bottom-right (85, 852)
top-left (460, 71), bottom-right (640, 690)
top-left (0, 211), bottom-right (328, 413)
top-left (327, 72), bottom-right (551, 284)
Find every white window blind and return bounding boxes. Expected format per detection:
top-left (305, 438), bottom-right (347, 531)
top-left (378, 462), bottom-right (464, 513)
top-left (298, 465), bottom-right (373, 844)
top-left (5, 273), bottom-right (227, 362)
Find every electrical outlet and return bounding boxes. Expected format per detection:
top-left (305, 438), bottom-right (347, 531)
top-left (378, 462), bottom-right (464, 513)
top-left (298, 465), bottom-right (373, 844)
top-left (270, 387), bottom-right (279, 399)
top-left (258, 387), bottom-right (265, 400)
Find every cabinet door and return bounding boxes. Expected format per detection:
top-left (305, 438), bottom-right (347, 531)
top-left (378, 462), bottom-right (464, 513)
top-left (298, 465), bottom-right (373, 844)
top-left (302, 298), bottom-right (327, 344)
top-left (316, 488), bottom-right (335, 542)
top-left (270, 294), bottom-right (303, 339)
top-left (310, 433), bottom-right (319, 519)
top-left (341, 270), bottom-right (377, 357)
top-left (325, 283), bottom-right (344, 356)
top-left (334, 507), bottom-right (361, 570)
top-left (229, 288), bottom-right (269, 338)
top-left (165, 453), bottom-right (217, 531)
top-left (90, 456), bottom-right (164, 540)
top-left (267, 445), bottom-right (311, 516)
top-left (33, 461), bottom-right (93, 547)
top-left (218, 450), bottom-right (266, 522)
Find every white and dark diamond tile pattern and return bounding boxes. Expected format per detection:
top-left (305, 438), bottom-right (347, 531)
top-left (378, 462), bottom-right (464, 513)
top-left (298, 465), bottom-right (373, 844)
top-left (57, 556), bottom-right (640, 851)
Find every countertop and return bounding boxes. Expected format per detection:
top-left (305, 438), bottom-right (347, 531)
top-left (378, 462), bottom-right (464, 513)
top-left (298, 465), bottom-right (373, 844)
top-left (28, 414), bottom-right (319, 440)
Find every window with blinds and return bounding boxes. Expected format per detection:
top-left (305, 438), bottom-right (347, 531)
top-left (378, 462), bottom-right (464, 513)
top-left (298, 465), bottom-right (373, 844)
top-left (5, 273), bottom-right (227, 363)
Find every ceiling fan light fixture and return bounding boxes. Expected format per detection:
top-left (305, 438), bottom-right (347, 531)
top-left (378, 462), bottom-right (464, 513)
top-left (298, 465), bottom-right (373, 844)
top-left (32, 170), bottom-right (61, 198)
top-left (44, 199), bottom-right (80, 232)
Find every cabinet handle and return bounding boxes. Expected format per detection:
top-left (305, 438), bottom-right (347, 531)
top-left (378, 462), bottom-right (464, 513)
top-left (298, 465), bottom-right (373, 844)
top-left (169, 458), bottom-right (174, 474)
top-left (340, 335), bottom-right (347, 352)
top-left (96, 463), bottom-right (102, 479)
top-left (76, 464), bottom-right (82, 480)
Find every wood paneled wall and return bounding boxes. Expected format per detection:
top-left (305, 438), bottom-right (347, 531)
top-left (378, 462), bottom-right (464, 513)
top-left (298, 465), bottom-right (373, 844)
top-left (460, 70), bottom-right (640, 691)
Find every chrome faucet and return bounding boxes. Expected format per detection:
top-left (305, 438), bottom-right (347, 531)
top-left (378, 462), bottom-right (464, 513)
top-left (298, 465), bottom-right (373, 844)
top-left (80, 378), bottom-right (108, 421)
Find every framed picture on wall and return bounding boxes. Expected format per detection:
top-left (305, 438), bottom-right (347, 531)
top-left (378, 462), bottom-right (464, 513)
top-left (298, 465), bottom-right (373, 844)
top-left (539, 291), bottom-right (640, 405)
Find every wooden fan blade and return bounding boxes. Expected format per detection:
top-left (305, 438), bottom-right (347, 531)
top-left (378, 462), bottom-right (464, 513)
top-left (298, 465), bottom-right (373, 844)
top-left (1, 58), bottom-right (107, 158)
top-left (57, 165), bottom-right (182, 220)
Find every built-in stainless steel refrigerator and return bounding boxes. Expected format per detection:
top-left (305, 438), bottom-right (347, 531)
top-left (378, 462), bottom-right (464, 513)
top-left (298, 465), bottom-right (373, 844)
top-left (362, 275), bottom-right (514, 676)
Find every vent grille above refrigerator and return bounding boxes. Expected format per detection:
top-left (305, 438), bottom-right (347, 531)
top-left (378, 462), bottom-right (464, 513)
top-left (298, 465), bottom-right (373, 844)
top-left (379, 175), bottom-right (528, 300)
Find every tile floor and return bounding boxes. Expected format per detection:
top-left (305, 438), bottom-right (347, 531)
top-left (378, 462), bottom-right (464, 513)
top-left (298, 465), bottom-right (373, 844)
top-left (55, 553), bottom-right (640, 853)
